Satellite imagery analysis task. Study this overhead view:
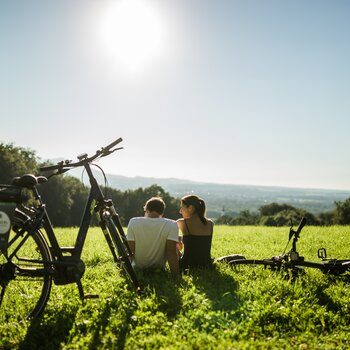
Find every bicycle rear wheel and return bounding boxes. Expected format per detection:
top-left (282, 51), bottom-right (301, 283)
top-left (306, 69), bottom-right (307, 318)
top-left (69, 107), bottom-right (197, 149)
top-left (106, 218), bottom-right (140, 291)
top-left (0, 228), bottom-right (52, 320)
top-left (229, 258), bottom-right (307, 280)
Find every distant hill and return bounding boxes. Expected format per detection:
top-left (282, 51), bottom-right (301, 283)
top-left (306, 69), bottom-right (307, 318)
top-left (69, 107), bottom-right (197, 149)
top-left (67, 168), bottom-right (350, 218)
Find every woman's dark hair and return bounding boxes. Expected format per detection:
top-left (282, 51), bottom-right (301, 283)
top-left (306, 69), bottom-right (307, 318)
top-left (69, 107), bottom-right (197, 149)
top-left (181, 195), bottom-right (207, 225)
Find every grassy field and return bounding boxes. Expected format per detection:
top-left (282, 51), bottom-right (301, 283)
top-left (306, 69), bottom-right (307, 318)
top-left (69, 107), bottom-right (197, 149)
top-left (1, 225), bottom-right (350, 349)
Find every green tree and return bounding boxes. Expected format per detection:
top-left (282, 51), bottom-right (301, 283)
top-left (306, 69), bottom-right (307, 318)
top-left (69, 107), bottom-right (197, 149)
top-left (38, 174), bottom-right (89, 227)
top-left (334, 198), bottom-right (350, 224)
top-left (232, 210), bottom-right (259, 225)
top-left (259, 203), bottom-right (318, 227)
top-left (259, 203), bottom-right (296, 217)
top-left (318, 211), bottom-right (335, 226)
top-left (215, 214), bottom-right (235, 225)
top-left (0, 143), bottom-right (38, 184)
top-left (119, 185), bottom-right (180, 225)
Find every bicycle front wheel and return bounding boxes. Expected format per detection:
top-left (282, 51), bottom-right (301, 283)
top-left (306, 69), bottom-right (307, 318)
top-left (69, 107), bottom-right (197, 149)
top-left (0, 228), bottom-right (52, 320)
top-left (229, 258), bottom-right (282, 270)
top-left (106, 218), bottom-right (140, 291)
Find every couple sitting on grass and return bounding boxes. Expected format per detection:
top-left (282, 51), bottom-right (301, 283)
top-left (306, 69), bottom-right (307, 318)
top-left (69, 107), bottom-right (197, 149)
top-left (127, 195), bottom-right (214, 275)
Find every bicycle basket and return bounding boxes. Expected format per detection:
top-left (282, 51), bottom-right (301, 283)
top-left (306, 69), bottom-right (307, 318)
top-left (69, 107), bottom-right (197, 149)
top-left (0, 185), bottom-right (22, 252)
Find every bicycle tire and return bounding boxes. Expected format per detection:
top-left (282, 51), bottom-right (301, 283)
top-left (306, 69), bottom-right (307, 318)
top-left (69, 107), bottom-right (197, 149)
top-left (229, 258), bottom-right (335, 277)
top-left (321, 260), bottom-right (350, 275)
top-left (106, 218), bottom-right (140, 291)
top-left (229, 258), bottom-right (283, 270)
top-left (0, 228), bottom-right (52, 320)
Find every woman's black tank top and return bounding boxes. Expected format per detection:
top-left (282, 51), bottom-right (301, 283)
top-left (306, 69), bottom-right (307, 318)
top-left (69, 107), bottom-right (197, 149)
top-left (179, 219), bottom-right (213, 270)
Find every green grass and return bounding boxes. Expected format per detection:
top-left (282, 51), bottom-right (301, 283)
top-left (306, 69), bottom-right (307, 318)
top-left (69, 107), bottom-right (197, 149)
top-left (1, 225), bottom-right (350, 349)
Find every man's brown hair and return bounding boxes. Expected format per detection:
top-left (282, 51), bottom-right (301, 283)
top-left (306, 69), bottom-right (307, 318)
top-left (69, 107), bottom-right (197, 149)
top-left (144, 197), bottom-right (165, 215)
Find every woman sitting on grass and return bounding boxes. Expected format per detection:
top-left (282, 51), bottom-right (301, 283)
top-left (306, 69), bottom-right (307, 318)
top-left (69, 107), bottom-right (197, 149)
top-left (177, 195), bottom-right (214, 271)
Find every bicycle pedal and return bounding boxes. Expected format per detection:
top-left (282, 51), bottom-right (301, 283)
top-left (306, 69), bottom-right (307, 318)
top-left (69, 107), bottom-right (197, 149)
top-left (83, 294), bottom-right (99, 299)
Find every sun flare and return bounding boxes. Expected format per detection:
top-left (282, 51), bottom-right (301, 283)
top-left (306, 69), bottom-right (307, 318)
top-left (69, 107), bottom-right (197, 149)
top-left (98, 0), bottom-right (165, 73)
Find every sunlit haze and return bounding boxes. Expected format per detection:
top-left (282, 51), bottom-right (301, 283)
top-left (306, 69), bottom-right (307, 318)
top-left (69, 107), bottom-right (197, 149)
top-left (97, 0), bottom-right (165, 73)
top-left (1, 1), bottom-right (350, 190)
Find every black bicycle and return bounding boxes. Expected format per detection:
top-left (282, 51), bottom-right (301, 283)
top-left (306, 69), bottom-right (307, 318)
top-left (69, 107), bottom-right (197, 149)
top-left (218, 217), bottom-right (350, 278)
top-left (0, 137), bottom-right (140, 320)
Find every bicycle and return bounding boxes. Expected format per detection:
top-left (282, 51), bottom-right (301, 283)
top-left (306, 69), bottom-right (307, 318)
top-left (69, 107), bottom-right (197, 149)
top-left (218, 217), bottom-right (350, 278)
top-left (0, 137), bottom-right (140, 320)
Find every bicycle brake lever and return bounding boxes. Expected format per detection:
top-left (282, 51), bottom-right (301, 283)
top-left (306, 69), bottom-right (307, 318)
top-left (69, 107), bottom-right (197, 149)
top-left (100, 147), bottom-right (123, 158)
top-left (108, 147), bottom-right (124, 154)
top-left (47, 168), bottom-right (71, 179)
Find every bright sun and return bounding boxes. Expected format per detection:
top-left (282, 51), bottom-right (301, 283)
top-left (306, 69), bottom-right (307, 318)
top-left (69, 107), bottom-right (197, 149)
top-left (98, 0), bottom-right (165, 73)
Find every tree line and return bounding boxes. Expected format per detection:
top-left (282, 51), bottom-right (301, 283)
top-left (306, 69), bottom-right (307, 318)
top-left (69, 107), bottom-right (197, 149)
top-left (216, 200), bottom-right (350, 226)
top-left (0, 142), bottom-right (180, 226)
top-left (1, 142), bottom-right (350, 227)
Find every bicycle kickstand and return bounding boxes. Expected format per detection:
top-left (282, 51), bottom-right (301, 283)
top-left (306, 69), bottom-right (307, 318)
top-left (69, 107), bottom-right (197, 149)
top-left (76, 280), bottom-right (99, 300)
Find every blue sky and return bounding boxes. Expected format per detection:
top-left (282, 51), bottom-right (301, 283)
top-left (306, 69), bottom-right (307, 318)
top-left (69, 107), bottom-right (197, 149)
top-left (1, 0), bottom-right (350, 190)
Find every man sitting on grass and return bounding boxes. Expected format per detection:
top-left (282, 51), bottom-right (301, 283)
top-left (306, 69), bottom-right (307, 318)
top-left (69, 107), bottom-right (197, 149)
top-left (127, 197), bottom-right (179, 275)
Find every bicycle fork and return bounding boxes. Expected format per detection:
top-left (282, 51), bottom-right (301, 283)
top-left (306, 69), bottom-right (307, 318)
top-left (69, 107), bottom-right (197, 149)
top-left (96, 209), bottom-right (120, 264)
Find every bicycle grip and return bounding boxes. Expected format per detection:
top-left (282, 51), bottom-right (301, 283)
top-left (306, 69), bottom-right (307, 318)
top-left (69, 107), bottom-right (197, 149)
top-left (104, 137), bottom-right (123, 151)
top-left (296, 217), bottom-right (306, 234)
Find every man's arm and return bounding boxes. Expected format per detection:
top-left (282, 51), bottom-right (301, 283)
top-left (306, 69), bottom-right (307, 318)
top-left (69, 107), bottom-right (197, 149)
top-left (166, 240), bottom-right (179, 275)
top-left (126, 219), bottom-right (135, 260)
top-left (128, 241), bottom-right (135, 261)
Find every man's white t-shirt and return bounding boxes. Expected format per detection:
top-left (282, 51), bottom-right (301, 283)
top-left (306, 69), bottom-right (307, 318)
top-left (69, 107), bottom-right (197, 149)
top-left (127, 217), bottom-right (179, 269)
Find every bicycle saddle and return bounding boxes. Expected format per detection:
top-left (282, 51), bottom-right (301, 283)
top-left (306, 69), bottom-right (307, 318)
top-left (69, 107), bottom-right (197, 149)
top-left (12, 174), bottom-right (48, 188)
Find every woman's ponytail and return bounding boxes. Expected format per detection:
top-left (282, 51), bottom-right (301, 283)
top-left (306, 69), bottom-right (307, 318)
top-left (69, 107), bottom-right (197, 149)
top-left (181, 195), bottom-right (208, 225)
top-left (197, 198), bottom-right (207, 225)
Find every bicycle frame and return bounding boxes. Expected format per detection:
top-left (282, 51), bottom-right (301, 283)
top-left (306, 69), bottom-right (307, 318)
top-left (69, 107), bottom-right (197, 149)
top-left (14, 142), bottom-right (130, 283)
top-left (30, 159), bottom-right (129, 286)
top-left (39, 160), bottom-right (119, 257)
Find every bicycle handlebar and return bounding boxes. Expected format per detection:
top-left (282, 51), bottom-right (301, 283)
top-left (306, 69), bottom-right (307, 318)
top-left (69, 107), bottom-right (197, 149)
top-left (296, 217), bottom-right (306, 234)
top-left (103, 137), bottom-right (123, 152)
top-left (288, 217), bottom-right (306, 242)
top-left (40, 137), bottom-right (123, 173)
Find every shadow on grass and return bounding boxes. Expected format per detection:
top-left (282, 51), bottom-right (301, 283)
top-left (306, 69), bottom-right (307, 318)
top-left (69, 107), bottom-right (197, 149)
top-left (19, 306), bottom-right (78, 350)
top-left (87, 295), bottom-right (137, 350)
top-left (325, 273), bottom-right (350, 284)
top-left (133, 265), bottom-right (242, 319)
top-left (136, 269), bottom-right (183, 319)
top-left (185, 264), bottom-right (242, 314)
top-left (314, 275), bottom-right (350, 312)
top-left (87, 302), bottom-right (112, 350)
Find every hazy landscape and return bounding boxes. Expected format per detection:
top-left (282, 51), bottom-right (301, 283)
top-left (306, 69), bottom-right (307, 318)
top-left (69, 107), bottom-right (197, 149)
top-left (69, 168), bottom-right (350, 218)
